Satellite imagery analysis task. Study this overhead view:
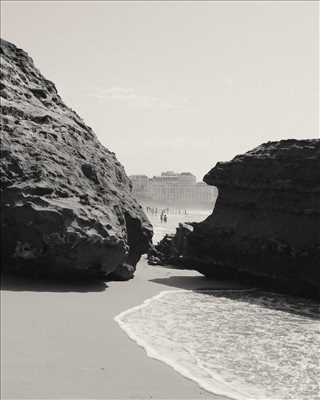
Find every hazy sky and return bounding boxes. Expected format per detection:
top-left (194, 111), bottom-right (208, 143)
top-left (1, 1), bottom-right (319, 180)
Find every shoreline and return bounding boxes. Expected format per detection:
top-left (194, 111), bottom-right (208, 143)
top-left (1, 257), bottom-right (245, 400)
top-left (115, 290), bottom-right (255, 400)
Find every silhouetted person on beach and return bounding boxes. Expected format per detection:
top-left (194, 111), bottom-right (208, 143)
top-left (163, 214), bottom-right (167, 223)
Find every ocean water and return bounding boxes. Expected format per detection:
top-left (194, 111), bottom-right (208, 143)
top-left (116, 289), bottom-right (320, 400)
top-left (116, 209), bottom-right (320, 400)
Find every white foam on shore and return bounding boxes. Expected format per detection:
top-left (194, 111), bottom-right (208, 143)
top-left (115, 289), bottom-right (266, 400)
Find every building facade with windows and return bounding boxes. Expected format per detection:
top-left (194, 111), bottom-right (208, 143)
top-left (130, 171), bottom-right (217, 208)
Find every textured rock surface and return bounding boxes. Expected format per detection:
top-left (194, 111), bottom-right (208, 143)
top-left (0, 39), bottom-right (152, 279)
top-left (153, 140), bottom-right (320, 298)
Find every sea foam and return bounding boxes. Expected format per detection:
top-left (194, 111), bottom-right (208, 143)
top-left (115, 289), bottom-right (320, 400)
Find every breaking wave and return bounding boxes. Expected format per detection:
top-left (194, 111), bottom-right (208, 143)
top-left (115, 289), bottom-right (320, 400)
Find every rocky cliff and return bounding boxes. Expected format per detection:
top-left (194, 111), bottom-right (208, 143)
top-left (151, 140), bottom-right (320, 298)
top-left (0, 39), bottom-right (152, 280)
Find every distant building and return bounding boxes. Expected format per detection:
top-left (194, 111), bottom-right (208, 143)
top-left (130, 171), bottom-right (217, 208)
top-left (129, 174), bottom-right (149, 192)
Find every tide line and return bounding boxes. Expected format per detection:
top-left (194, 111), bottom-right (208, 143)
top-left (114, 289), bottom-right (261, 400)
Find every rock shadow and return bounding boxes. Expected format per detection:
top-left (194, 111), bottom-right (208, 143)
top-left (0, 274), bottom-right (108, 293)
top-left (150, 275), bottom-right (320, 320)
top-left (196, 288), bottom-right (320, 320)
top-left (149, 274), bottom-right (244, 291)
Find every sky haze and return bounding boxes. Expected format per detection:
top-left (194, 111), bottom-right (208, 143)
top-left (1, 0), bottom-right (319, 180)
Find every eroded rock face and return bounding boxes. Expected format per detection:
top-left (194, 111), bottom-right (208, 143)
top-left (154, 140), bottom-right (320, 298)
top-left (0, 39), bottom-right (152, 279)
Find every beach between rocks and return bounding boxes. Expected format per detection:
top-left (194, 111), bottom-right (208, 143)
top-left (1, 258), bottom-right (246, 400)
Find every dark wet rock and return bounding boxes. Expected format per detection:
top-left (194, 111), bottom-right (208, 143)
top-left (148, 223), bottom-right (194, 267)
top-left (0, 39), bottom-right (153, 280)
top-left (152, 140), bottom-right (320, 299)
top-left (107, 263), bottom-right (136, 281)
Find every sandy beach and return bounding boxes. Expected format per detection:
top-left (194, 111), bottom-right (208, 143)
top-left (0, 257), bottom-right (245, 400)
top-left (1, 2), bottom-right (318, 399)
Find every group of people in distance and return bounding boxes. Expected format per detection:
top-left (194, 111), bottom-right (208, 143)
top-left (145, 206), bottom-right (169, 223)
top-left (145, 206), bottom-right (188, 223)
top-left (160, 210), bottom-right (168, 223)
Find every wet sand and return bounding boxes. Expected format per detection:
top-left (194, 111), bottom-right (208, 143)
top-left (1, 258), bottom-right (244, 399)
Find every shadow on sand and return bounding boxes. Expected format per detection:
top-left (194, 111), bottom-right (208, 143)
top-left (149, 274), bottom-right (244, 291)
top-left (0, 274), bottom-right (108, 293)
top-left (150, 274), bottom-right (320, 320)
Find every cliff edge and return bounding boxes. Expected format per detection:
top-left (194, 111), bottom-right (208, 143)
top-left (0, 39), bottom-right (152, 280)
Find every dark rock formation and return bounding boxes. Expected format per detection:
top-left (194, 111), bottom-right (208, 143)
top-left (148, 223), bottom-right (194, 266)
top-left (151, 140), bottom-right (320, 298)
top-left (0, 39), bottom-right (152, 280)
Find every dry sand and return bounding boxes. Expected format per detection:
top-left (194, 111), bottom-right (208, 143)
top-left (1, 258), bottom-right (243, 399)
